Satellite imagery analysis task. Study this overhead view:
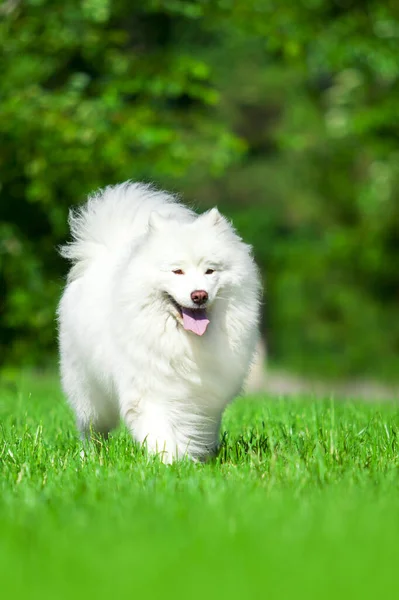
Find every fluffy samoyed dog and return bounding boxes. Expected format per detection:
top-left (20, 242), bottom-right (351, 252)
top-left (58, 182), bottom-right (261, 462)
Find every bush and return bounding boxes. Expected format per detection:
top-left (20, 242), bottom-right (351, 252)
top-left (1, 0), bottom-right (399, 378)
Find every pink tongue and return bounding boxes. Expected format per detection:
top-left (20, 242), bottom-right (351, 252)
top-left (181, 308), bottom-right (210, 336)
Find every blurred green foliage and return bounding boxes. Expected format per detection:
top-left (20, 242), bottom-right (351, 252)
top-left (1, 0), bottom-right (399, 378)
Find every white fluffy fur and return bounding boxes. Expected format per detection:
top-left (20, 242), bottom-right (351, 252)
top-left (58, 182), bottom-right (261, 462)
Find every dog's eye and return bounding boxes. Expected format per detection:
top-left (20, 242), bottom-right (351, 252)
top-left (173, 269), bottom-right (184, 275)
top-left (205, 269), bottom-right (215, 275)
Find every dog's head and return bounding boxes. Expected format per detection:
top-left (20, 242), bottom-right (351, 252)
top-left (144, 208), bottom-right (253, 336)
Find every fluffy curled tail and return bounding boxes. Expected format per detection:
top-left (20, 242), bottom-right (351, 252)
top-left (60, 184), bottom-right (119, 281)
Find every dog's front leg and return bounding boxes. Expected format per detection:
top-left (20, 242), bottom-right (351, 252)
top-left (120, 396), bottom-right (183, 463)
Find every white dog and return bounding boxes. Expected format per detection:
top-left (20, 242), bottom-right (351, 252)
top-left (58, 182), bottom-right (261, 462)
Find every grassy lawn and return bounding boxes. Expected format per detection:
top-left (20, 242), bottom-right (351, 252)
top-left (1, 373), bottom-right (399, 599)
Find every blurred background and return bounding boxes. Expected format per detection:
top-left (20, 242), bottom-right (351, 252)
top-left (1, 0), bottom-right (399, 388)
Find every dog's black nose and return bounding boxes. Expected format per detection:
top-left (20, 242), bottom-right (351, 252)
top-left (191, 290), bottom-right (208, 305)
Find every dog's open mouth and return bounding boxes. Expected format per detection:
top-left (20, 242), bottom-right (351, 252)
top-left (167, 295), bottom-right (210, 336)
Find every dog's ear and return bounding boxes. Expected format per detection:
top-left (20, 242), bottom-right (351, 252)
top-left (201, 207), bottom-right (230, 230)
top-left (148, 211), bottom-right (169, 232)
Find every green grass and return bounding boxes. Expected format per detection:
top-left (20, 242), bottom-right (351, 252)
top-left (1, 373), bottom-right (399, 599)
